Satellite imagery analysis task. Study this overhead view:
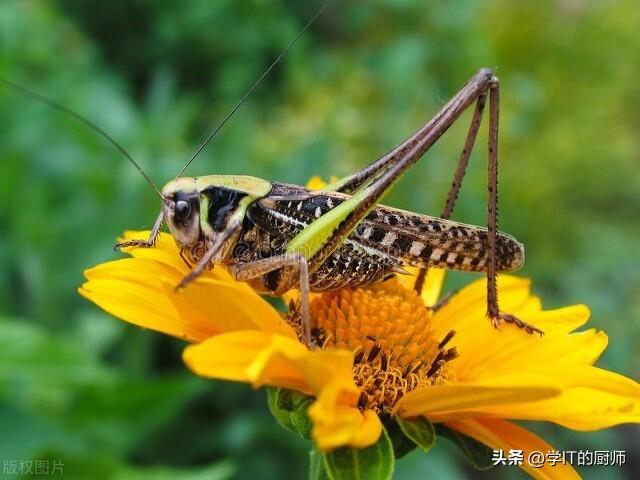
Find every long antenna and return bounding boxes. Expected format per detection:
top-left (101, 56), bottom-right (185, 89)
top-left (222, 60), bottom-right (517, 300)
top-left (175, 0), bottom-right (332, 179)
top-left (0, 78), bottom-right (164, 198)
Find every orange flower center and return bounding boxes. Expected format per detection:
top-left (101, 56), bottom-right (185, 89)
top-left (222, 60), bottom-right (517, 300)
top-left (286, 278), bottom-right (458, 414)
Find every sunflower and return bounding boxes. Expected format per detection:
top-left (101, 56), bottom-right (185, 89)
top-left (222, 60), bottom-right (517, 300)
top-left (79, 225), bottom-right (640, 479)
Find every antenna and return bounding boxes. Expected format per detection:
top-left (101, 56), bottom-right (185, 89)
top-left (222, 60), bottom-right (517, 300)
top-left (0, 78), bottom-right (164, 199)
top-left (175, 0), bottom-right (332, 179)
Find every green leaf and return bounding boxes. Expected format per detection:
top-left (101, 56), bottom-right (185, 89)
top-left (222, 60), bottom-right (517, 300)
top-left (0, 316), bottom-right (117, 390)
top-left (383, 418), bottom-right (416, 459)
top-left (42, 451), bottom-right (236, 480)
top-left (323, 428), bottom-right (394, 480)
top-left (436, 425), bottom-right (495, 470)
top-left (309, 447), bottom-right (330, 480)
top-left (115, 460), bottom-right (236, 480)
top-left (266, 387), bottom-right (313, 439)
top-left (396, 416), bottom-right (436, 453)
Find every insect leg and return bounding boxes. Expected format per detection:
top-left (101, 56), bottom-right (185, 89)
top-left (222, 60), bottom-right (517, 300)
top-left (327, 68), bottom-right (493, 194)
top-left (114, 211), bottom-right (164, 250)
top-left (413, 92), bottom-right (488, 293)
top-left (175, 221), bottom-right (243, 290)
top-left (293, 70), bottom-right (495, 272)
top-left (441, 93), bottom-right (488, 219)
top-left (229, 253), bottom-right (312, 346)
top-left (486, 79), bottom-right (542, 335)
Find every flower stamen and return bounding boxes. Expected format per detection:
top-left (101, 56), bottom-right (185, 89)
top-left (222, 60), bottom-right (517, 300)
top-left (284, 277), bottom-right (460, 414)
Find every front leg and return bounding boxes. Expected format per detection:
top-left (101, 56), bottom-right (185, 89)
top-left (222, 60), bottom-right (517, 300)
top-left (229, 253), bottom-right (312, 347)
top-left (114, 211), bottom-right (164, 250)
top-left (175, 221), bottom-right (243, 291)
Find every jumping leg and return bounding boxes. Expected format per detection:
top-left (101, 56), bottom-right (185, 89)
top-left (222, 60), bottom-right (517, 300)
top-left (486, 78), bottom-right (542, 335)
top-left (413, 92), bottom-right (488, 293)
top-left (328, 69), bottom-right (494, 194)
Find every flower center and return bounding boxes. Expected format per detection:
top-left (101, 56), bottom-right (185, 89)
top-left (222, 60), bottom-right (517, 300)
top-left (285, 277), bottom-right (458, 414)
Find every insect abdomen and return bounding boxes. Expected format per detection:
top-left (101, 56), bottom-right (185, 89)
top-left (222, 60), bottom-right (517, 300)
top-left (354, 206), bottom-right (525, 273)
top-left (386, 229), bottom-right (524, 273)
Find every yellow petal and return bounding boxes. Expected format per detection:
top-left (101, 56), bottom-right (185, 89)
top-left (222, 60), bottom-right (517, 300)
top-left (397, 267), bottom-right (446, 308)
top-left (426, 274), bottom-right (597, 381)
top-left (118, 230), bottom-right (189, 274)
top-left (430, 275), bottom-right (535, 343)
top-left (453, 313), bottom-right (603, 381)
top-left (183, 331), bottom-right (357, 395)
top-left (173, 276), bottom-right (296, 339)
top-left (306, 176), bottom-right (328, 190)
top-left (399, 366), bottom-right (640, 431)
top-left (119, 230), bottom-right (238, 284)
top-left (394, 375), bottom-right (560, 418)
top-left (309, 380), bottom-right (383, 451)
top-left (519, 304), bottom-right (591, 334)
top-left (80, 257), bottom-right (293, 342)
top-left (431, 275), bottom-right (591, 350)
top-left (80, 259), bottom-right (217, 342)
top-left (183, 331), bottom-right (308, 392)
top-left (513, 389), bottom-right (640, 431)
top-left (183, 331), bottom-right (380, 451)
top-left (458, 367), bottom-right (640, 430)
top-left (446, 419), bottom-right (580, 480)
top-left (419, 267), bottom-right (446, 307)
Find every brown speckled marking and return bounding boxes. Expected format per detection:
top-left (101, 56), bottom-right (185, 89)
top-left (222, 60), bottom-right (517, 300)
top-left (233, 181), bottom-right (524, 296)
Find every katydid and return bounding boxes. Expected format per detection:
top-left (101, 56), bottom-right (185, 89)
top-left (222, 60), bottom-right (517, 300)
top-left (114, 67), bottom-right (540, 347)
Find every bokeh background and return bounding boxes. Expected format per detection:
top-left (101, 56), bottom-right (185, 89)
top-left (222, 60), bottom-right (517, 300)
top-left (0, 1), bottom-right (638, 478)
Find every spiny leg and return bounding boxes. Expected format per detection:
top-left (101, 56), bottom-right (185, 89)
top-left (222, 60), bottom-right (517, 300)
top-left (175, 221), bottom-right (242, 290)
top-left (229, 253), bottom-right (312, 346)
top-left (296, 70), bottom-right (496, 273)
top-left (486, 78), bottom-right (542, 336)
top-left (413, 92), bottom-right (488, 293)
top-left (114, 211), bottom-right (164, 250)
top-left (327, 69), bottom-right (494, 194)
top-left (441, 94), bottom-right (488, 219)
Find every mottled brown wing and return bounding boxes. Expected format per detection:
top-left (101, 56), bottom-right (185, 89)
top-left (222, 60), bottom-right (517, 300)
top-left (250, 182), bottom-right (524, 273)
top-left (353, 204), bottom-right (524, 272)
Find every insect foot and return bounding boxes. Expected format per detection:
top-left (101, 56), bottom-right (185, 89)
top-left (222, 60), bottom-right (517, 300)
top-left (491, 311), bottom-right (544, 336)
top-left (113, 238), bottom-right (156, 251)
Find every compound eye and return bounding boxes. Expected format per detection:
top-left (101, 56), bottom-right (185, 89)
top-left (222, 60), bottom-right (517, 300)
top-left (175, 200), bottom-right (191, 219)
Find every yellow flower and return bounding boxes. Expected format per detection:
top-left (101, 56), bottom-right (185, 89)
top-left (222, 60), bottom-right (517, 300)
top-left (79, 228), bottom-right (640, 480)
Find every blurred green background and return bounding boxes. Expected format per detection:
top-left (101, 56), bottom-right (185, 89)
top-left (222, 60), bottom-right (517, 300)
top-left (0, 1), bottom-right (638, 478)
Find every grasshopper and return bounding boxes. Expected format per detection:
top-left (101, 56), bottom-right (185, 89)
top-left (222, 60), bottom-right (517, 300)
top-left (114, 66), bottom-right (542, 344)
top-left (3, 7), bottom-right (542, 346)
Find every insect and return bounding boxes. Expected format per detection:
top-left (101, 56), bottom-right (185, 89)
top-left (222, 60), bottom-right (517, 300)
top-left (114, 65), bottom-right (541, 344)
top-left (3, 5), bottom-right (542, 347)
